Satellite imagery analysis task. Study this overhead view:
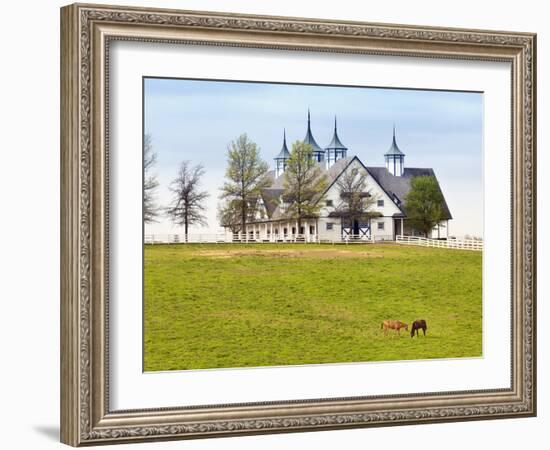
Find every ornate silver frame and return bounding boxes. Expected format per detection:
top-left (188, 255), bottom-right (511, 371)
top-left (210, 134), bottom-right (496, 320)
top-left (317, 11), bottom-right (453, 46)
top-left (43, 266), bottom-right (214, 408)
top-left (60, 3), bottom-right (536, 446)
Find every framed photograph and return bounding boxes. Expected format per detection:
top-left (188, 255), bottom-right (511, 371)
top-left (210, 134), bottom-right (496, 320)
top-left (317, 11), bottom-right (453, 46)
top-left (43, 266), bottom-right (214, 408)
top-left (60, 3), bottom-right (536, 446)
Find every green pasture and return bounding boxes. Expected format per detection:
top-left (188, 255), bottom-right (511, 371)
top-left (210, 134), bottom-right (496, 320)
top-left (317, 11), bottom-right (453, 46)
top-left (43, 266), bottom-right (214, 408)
top-left (144, 243), bottom-right (482, 371)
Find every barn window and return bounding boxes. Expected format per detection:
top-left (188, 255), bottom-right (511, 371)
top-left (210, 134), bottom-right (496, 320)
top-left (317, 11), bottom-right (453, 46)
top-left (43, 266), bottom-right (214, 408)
top-left (377, 199), bottom-right (384, 207)
top-left (326, 223), bottom-right (334, 230)
top-left (377, 221), bottom-right (385, 230)
top-left (326, 199), bottom-right (333, 207)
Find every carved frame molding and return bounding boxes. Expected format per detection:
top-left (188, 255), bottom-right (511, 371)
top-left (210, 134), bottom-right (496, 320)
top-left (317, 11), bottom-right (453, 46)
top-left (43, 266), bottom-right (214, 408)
top-left (60, 3), bottom-right (536, 446)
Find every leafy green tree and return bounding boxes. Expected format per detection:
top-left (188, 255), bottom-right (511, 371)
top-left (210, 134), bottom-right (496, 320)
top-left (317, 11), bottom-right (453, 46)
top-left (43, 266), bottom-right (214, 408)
top-left (166, 161), bottom-right (209, 240)
top-left (143, 134), bottom-right (160, 223)
top-left (220, 134), bottom-right (270, 235)
top-left (404, 175), bottom-right (445, 237)
top-left (283, 141), bottom-right (328, 233)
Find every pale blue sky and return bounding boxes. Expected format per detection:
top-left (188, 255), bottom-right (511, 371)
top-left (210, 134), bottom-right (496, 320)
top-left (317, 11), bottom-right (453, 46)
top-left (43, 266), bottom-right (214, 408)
top-left (144, 77), bottom-right (483, 238)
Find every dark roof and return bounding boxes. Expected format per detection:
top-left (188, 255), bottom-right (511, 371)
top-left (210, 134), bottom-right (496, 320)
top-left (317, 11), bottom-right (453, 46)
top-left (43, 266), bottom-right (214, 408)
top-left (325, 117), bottom-right (347, 150)
top-left (261, 188), bottom-right (284, 217)
top-left (260, 156), bottom-right (451, 221)
top-left (384, 127), bottom-right (405, 156)
top-left (260, 157), bottom-right (354, 219)
top-left (303, 110), bottom-right (324, 155)
top-left (365, 167), bottom-right (452, 219)
top-left (258, 171), bottom-right (280, 217)
top-left (275, 130), bottom-right (291, 159)
top-left (268, 156), bottom-right (353, 190)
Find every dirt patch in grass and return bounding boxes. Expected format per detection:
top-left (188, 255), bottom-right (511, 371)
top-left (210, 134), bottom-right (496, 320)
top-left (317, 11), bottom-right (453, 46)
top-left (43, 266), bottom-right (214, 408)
top-left (192, 248), bottom-right (385, 259)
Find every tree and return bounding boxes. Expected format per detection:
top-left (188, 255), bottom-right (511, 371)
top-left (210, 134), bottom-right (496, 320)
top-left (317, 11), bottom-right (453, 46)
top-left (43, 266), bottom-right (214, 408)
top-left (220, 134), bottom-right (270, 236)
top-left (143, 134), bottom-right (160, 223)
top-left (283, 141), bottom-right (328, 233)
top-left (335, 166), bottom-right (378, 232)
top-left (217, 199), bottom-right (244, 235)
top-left (166, 161), bottom-right (209, 240)
top-left (404, 175), bottom-right (446, 237)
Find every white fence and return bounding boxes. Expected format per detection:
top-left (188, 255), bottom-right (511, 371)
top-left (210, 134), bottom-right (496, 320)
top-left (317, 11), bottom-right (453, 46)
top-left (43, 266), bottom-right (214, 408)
top-left (395, 235), bottom-right (483, 251)
top-left (145, 234), bottom-right (227, 244)
top-left (144, 234), bottom-right (483, 250)
top-left (144, 234), bottom-right (390, 245)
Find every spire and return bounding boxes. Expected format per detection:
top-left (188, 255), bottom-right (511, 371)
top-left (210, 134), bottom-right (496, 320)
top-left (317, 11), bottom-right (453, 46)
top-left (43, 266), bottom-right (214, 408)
top-left (275, 128), bottom-right (290, 159)
top-left (302, 109), bottom-right (324, 156)
top-left (325, 115), bottom-right (347, 151)
top-left (275, 128), bottom-right (291, 177)
top-left (385, 124), bottom-right (405, 176)
top-left (324, 115), bottom-right (348, 168)
top-left (385, 124), bottom-right (405, 156)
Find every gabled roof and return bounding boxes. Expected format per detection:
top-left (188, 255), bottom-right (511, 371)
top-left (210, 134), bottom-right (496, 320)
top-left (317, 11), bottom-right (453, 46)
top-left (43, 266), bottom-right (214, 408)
top-left (325, 117), bottom-right (347, 151)
top-left (303, 110), bottom-right (324, 154)
top-left (259, 156), bottom-right (451, 221)
top-left (366, 166), bottom-right (452, 219)
top-left (260, 157), bottom-right (355, 220)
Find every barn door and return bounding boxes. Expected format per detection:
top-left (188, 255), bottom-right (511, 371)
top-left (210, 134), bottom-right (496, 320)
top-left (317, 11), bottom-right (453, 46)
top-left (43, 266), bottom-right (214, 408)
top-left (341, 219), bottom-right (371, 240)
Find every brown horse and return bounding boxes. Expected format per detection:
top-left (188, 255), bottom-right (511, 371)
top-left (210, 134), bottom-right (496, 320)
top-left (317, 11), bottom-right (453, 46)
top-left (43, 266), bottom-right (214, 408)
top-left (381, 320), bottom-right (408, 336)
top-left (410, 319), bottom-right (427, 338)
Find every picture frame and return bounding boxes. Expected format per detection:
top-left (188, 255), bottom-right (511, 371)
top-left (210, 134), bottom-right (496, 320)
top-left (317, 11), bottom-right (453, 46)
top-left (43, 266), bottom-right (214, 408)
top-left (60, 2), bottom-right (536, 446)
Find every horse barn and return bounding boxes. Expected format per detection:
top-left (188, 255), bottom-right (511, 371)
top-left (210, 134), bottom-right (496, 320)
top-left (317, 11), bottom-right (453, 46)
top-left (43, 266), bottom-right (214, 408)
top-left (240, 112), bottom-right (452, 242)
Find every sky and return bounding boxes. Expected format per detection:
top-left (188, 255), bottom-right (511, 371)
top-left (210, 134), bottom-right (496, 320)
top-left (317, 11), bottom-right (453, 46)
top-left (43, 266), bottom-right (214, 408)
top-left (144, 77), bottom-right (483, 239)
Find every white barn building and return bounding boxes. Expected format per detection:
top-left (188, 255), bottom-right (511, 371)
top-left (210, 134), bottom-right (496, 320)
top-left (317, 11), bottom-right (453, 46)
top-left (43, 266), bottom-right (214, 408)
top-left (241, 112), bottom-right (452, 242)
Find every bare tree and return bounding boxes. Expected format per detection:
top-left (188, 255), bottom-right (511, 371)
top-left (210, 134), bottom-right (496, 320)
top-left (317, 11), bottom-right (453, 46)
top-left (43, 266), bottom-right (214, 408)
top-left (335, 166), bottom-right (377, 233)
top-left (219, 134), bottom-right (270, 236)
top-left (166, 161), bottom-right (209, 240)
top-left (144, 134), bottom-right (160, 223)
top-left (283, 141), bottom-right (328, 233)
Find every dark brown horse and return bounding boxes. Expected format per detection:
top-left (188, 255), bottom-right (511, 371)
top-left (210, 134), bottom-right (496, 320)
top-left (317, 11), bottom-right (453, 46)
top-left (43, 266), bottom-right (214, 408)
top-left (410, 320), bottom-right (427, 338)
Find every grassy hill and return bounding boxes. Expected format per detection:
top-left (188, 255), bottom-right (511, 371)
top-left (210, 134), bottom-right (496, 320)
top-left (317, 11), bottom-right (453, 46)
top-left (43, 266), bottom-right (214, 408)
top-left (144, 243), bottom-right (482, 371)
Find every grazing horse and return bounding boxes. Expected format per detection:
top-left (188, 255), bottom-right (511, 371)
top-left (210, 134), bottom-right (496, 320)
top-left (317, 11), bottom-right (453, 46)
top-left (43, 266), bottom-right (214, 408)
top-left (381, 320), bottom-right (408, 336)
top-left (410, 319), bottom-right (427, 338)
